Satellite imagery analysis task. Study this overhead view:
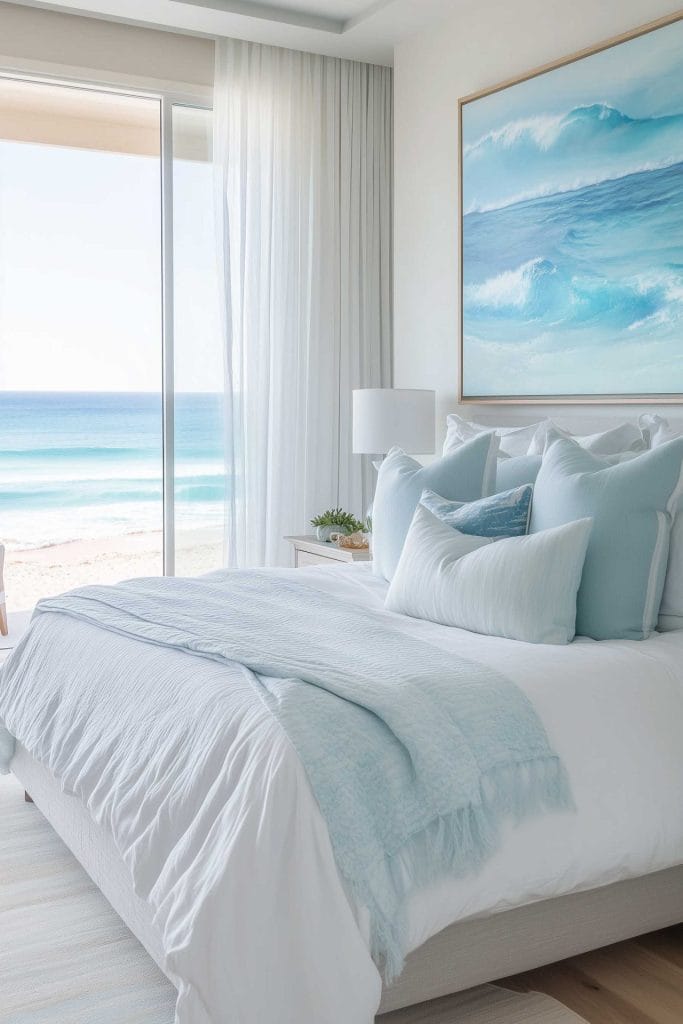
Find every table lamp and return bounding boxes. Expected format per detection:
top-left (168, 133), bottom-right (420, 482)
top-left (352, 388), bottom-right (436, 458)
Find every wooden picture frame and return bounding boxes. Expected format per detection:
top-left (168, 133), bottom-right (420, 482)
top-left (459, 11), bottom-right (683, 404)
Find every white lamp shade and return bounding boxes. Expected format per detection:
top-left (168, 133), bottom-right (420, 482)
top-left (352, 388), bottom-right (435, 455)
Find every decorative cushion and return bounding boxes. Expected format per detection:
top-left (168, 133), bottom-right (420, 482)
top-left (530, 436), bottom-right (683, 640)
top-left (528, 420), bottom-right (647, 457)
top-left (385, 504), bottom-right (592, 645)
top-left (496, 454), bottom-right (542, 491)
top-left (443, 413), bottom-right (548, 458)
top-left (420, 484), bottom-right (532, 538)
top-left (638, 416), bottom-right (683, 631)
top-left (639, 413), bottom-right (681, 448)
top-left (660, 519), bottom-right (683, 632)
top-left (372, 434), bottom-right (498, 581)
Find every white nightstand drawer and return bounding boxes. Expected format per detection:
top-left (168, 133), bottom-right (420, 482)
top-left (295, 549), bottom-right (340, 568)
top-left (285, 535), bottom-right (371, 567)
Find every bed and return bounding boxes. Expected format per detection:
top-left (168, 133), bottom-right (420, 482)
top-left (3, 560), bottom-right (683, 1022)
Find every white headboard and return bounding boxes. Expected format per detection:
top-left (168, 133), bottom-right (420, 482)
top-left (449, 406), bottom-right (683, 437)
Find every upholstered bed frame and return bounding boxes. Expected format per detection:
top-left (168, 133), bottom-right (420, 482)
top-left (12, 742), bottom-right (683, 1017)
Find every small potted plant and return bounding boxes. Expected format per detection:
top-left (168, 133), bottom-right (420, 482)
top-left (310, 508), bottom-right (365, 543)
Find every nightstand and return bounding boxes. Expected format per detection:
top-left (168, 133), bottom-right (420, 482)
top-left (285, 535), bottom-right (371, 568)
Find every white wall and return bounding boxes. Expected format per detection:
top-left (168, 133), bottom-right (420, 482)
top-left (393, 0), bottom-right (683, 446)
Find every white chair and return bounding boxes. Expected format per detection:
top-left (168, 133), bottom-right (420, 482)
top-left (0, 544), bottom-right (7, 636)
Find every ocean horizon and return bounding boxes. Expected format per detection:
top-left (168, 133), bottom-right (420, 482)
top-left (0, 391), bottom-right (226, 550)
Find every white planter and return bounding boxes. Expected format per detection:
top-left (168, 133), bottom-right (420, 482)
top-left (315, 524), bottom-right (350, 542)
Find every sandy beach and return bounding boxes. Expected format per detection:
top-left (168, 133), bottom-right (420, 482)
top-left (4, 528), bottom-right (225, 613)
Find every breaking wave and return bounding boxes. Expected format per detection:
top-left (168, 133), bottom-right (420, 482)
top-left (463, 103), bottom-right (683, 213)
top-left (465, 257), bottom-right (683, 332)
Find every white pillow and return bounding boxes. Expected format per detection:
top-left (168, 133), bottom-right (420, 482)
top-left (385, 504), bottom-right (592, 645)
top-left (528, 420), bottom-right (647, 457)
top-left (640, 413), bottom-right (682, 448)
top-left (443, 414), bottom-right (549, 458)
top-left (537, 427), bottom-right (642, 465)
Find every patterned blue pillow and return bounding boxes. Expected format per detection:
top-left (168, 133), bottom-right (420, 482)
top-left (420, 484), bottom-right (533, 538)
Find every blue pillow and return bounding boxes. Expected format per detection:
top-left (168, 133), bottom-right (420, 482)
top-left (420, 484), bottom-right (533, 538)
top-left (372, 434), bottom-right (497, 581)
top-left (496, 454), bottom-right (542, 491)
top-left (530, 437), bottom-right (683, 640)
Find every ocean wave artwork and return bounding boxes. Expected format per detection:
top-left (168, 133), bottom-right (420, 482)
top-left (461, 16), bottom-right (683, 399)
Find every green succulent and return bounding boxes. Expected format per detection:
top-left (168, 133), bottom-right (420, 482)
top-left (310, 507), bottom-right (365, 533)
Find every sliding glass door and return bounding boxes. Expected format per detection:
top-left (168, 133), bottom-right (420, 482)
top-left (0, 79), bottom-right (164, 612)
top-left (170, 104), bottom-right (224, 577)
top-left (0, 77), bottom-right (220, 614)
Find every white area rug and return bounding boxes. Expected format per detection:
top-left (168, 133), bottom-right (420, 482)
top-left (379, 986), bottom-right (587, 1023)
top-left (0, 774), bottom-right (586, 1023)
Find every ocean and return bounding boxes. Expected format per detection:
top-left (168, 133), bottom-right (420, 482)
top-left (462, 103), bottom-right (683, 397)
top-left (0, 392), bottom-right (226, 550)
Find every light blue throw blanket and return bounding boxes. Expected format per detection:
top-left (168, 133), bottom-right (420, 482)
top-left (21, 572), bottom-right (572, 977)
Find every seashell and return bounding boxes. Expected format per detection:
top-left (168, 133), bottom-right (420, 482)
top-left (331, 530), bottom-right (369, 550)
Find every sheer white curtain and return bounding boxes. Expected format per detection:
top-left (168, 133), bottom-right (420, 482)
top-left (214, 39), bottom-right (392, 567)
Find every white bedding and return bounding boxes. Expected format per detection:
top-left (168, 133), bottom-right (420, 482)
top-left (3, 562), bottom-right (683, 1024)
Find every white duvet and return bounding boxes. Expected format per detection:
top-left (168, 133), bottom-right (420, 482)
top-left (3, 562), bottom-right (683, 1024)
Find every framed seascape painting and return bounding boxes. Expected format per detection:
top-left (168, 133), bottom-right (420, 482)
top-left (459, 13), bottom-right (683, 403)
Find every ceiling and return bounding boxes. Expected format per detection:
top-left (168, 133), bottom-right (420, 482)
top-left (6, 0), bottom-right (459, 64)
top-left (203, 0), bottom-right (382, 21)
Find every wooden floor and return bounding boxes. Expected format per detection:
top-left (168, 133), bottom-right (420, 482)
top-left (502, 924), bottom-right (683, 1024)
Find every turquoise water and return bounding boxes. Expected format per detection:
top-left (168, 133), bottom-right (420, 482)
top-left (0, 392), bottom-right (225, 549)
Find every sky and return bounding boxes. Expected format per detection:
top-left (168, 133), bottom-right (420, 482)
top-left (0, 138), bottom-right (223, 392)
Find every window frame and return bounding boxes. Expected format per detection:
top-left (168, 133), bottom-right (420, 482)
top-left (0, 66), bottom-right (213, 576)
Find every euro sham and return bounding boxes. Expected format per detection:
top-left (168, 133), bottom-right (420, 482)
top-left (442, 413), bottom-right (548, 458)
top-left (495, 454), bottom-right (542, 491)
top-left (372, 434), bottom-right (498, 581)
top-left (528, 420), bottom-right (647, 457)
top-left (530, 436), bottom-right (683, 640)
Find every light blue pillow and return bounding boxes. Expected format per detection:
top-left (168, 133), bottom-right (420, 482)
top-left (420, 484), bottom-right (533, 538)
top-left (496, 454), bottom-right (542, 491)
top-left (386, 504), bottom-right (592, 645)
top-left (530, 437), bottom-right (683, 640)
top-left (372, 434), bottom-right (498, 581)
